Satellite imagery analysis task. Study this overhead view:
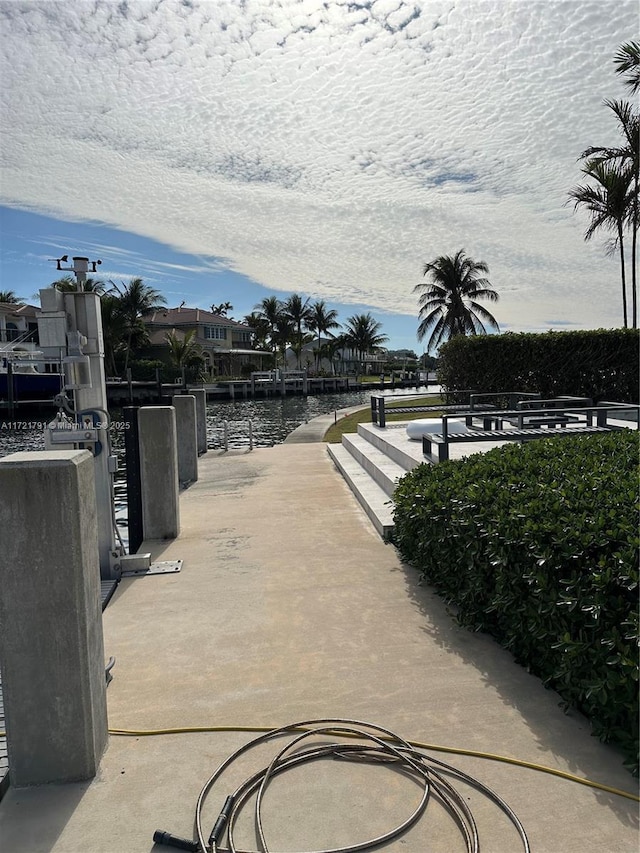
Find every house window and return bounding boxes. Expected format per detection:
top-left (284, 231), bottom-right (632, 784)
top-left (204, 325), bottom-right (227, 340)
top-left (5, 322), bottom-right (19, 342)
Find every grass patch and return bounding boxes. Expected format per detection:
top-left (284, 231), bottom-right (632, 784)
top-left (323, 395), bottom-right (443, 442)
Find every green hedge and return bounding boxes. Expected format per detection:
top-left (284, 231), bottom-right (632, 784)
top-left (392, 431), bottom-right (640, 772)
top-left (436, 329), bottom-right (639, 402)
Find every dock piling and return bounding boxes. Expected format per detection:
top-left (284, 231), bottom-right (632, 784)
top-left (0, 449), bottom-right (108, 785)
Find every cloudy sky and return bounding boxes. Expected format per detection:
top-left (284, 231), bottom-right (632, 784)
top-left (0, 0), bottom-right (636, 350)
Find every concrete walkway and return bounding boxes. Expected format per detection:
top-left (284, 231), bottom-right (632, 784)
top-left (0, 442), bottom-right (638, 852)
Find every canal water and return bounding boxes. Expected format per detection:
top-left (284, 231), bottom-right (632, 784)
top-left (0, 389), bottom-right (427, 540)
top-left (0, 388), bottom-right (422, 458)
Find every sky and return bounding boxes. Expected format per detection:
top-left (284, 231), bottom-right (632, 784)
top-left (0, 0), bottom-right (636, 352)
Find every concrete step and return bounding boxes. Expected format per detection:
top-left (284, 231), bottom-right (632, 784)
top-left (341, 433), bottom-right (410, 497)
top-left (357, 422), bottom-right (424, 471)
top-left (326, 444), bottom-right (395, 539)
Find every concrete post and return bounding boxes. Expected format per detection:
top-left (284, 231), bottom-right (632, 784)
top-left (172, 394), bottom-right (198, 485)
top-left (138, 406), bottom-right (180, 539)
top-left (0, 450), bottom-right (108, 786)
top-left (188, 387), bottom-right (207, 455)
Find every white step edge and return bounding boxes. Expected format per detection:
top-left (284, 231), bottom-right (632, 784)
top-left (326, 444), bottom-right (395, 539)
top-left (358, 423), bottom-right (426, 471)
top-left (341, 433), bottom-right (409, 497)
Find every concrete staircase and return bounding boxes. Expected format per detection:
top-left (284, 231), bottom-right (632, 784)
top-left (327, 421), bottom-right (425, 539)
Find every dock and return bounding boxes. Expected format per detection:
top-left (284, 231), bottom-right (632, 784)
top-left (0, 427), bottom-right (637, 851)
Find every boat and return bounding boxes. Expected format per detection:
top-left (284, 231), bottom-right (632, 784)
top-left (0, 345), bottom-right (63, 403)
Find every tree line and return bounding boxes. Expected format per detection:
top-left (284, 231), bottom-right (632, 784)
top-left (245, 295), bottom-right (388, 371)
top-left (1, 276), bottom-right (392, 378)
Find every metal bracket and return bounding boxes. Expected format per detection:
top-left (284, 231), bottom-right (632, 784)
top-left (121, 559), bottom-right (183, 578)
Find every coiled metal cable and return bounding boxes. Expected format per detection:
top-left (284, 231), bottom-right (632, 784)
top-left (174, 718), bottom-right (530, 853)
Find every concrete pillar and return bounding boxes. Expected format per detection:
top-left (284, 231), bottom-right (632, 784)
top-left (138, 406), bottom-right (180, 539)
top-left (188, 387), bottom-right (207, 455)
top-left (0, 450), bottom-right (108, 786)
top-left (172, 394), bottom-right (198, 485)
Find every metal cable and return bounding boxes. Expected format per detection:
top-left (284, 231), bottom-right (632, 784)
top-left (186, 718), bottom-right (530, 853)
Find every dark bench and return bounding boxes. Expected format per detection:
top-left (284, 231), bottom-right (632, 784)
top-left (371, 390), bottom-right (480, 428)
top-left (371, 390), bottom-right (540, 428)
top-left (481, 396), bottom-right (592, 430)
top-left (421, 405), bottom-right (639, 463)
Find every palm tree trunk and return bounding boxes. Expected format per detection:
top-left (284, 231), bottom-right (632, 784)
top-left (632, 221), bottom-right (637, 329)
top-left (617, 222), bottom-right (628, 328)
top-left (631, 171), bottom-right (638, 329)
top-left (123, 329), bottom-right (133, 373)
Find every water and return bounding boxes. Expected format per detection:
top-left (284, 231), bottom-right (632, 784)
top-left (203, 389), bottom-right (419, 448)
top-left (0, 388), bottom-right (424, 457)
top-left (0, 388), bottom-right (427, 543)
top-left (0, 388), bottom-right (430, 555)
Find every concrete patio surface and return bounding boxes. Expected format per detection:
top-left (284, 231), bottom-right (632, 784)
top-left (0, 440), bottom-right (638, 852)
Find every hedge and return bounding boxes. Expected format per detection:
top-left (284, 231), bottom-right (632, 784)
top-left (436, 329), bottom-right (639, 402)
top-left (392, 431), bottom-right (640, 773)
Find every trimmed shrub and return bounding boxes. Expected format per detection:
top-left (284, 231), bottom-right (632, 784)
top-left (392, 431), bottom-right (640, 773)
top-left (436, 329), bottom-right (639, 402)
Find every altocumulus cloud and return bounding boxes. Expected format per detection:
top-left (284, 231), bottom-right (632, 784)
top-left (0, 0), bottom-right (636, 331)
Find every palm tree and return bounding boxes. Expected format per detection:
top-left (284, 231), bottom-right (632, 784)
top-left (243, 312), bottom-right (272, 352)
top-left (283, 293), bottom-right (314, 368)
top-left (414, 250), bottom-right (500, 353)
top-left (99, 293), bottom-right (128, 377)
top-left (343, 313), bottom-right (388, 375)
top-left (614, 40), bottom-right (640, 95)
top-left (254, 296), bottom-right (284, 361)
top-left (308, 299), bottom-right (340, 371)
top-left (579, 45), bottom-right (640, 327)
top-left (0, 290), bottom-right (20, 303)
top-left (569, 159), bottom-right (634, 328)
top-left (109, 278), bottom-right (166, 373)
top-left (210, 301), bottom-right (233, 316)
top-left (166, 329), bottom-right (204, 378)
top-left (272, 313), bottom-right (295, 368)
top-left (52, 275), bottom-right (106, 293)
top-left (319, 333), bottom-right (347, 376)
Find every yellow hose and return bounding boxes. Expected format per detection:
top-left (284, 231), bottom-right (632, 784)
top-left (105, 723), bottom-right (640, 803)
top-left (1, 722), bottom-right (637, 802)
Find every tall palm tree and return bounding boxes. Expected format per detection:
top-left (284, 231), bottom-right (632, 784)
top-left (414, 250), bottom-right (500, 353)
top-left (343, 313), bottom-right (388, 375)
top-left (254, 296), bottom-right (284, 360)
top-left (272, 313), bottom-right (295, 368)
top-left (109, 278), bottom-right (166, 372)
top-left (283, 293), bottom-right (314, 368)
top-left (243, 312), bottom-right (272, 352)
top-left (614, 40), bottom-right (640, 95)
top-left (308, 299), bottom-right (341, 371)
top-left (0, 290), bottom-right (20, 303)
top-left (568, 160), bottom-right (634, 328)
top-left (578, 44), bottom-right (640, 328)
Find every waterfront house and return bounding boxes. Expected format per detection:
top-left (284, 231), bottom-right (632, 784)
top-left (0, 302), bottom-right (39, 348)
top-left (142, 306), bottom-right (270, 378)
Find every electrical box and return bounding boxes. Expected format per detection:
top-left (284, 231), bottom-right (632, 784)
top-left (63, 354), bottom-right (92, 390)
top-left (37, 312), bottom-right (67, 349)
